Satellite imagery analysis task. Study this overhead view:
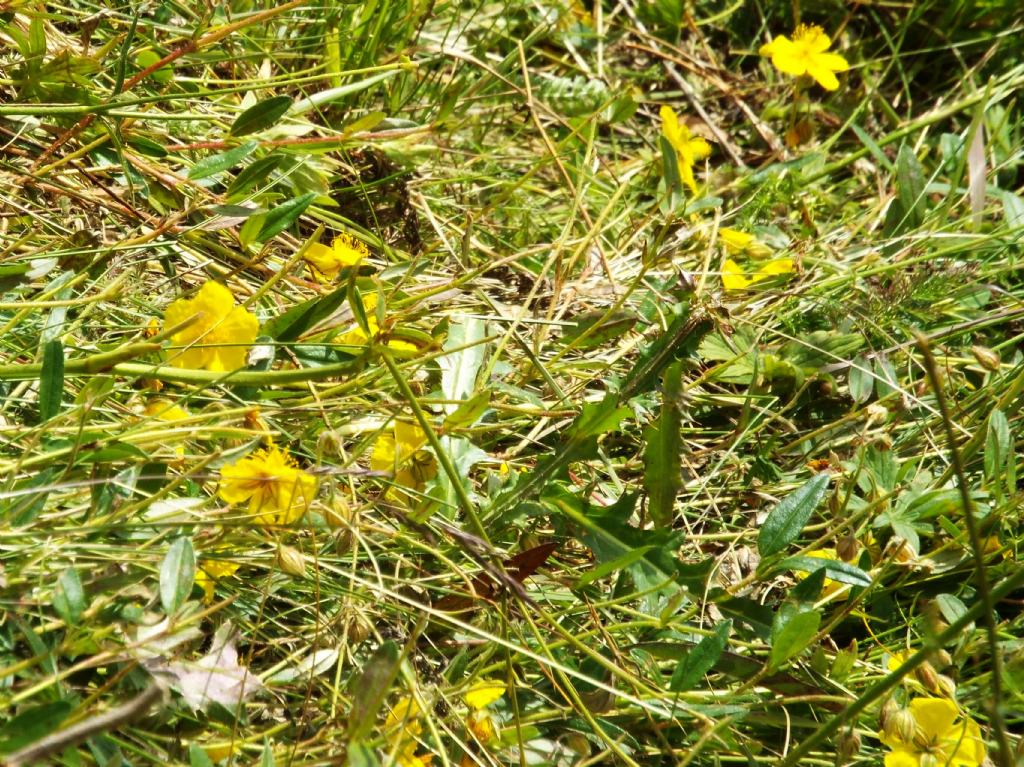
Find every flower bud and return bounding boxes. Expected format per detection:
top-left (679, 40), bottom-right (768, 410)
top-left (971, 345), bottom-right (1001, 372)
top-left (837, 534), bottom-right (859, 562)
top-left (915, 661), bottom-right (941, 693)
top-left (878, 697), bottom-right (898, 732)
top-left (836, 728), bottom-right (861, 763)
top-left (276, 544), bottom-right (306, 577)
top-left (884, 707), bottom-right (916, 744)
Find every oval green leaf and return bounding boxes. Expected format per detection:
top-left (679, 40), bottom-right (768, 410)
top-left (757, 473), bottom-right (831, 557)
top-left (188, 141), bottom-right (259, 180)
top-left (230, 96), bottom-right (294, 137)
top-left (256, 192), bottom-right (317, 242)
top-left (160, 537), bottom-right (195, 614)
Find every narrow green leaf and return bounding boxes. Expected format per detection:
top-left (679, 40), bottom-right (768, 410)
top-left (259, 741), bottom-right (276, 767)
top-left (769, 603), bottom-right (820, 670)
top-left (669, 620), bottom-right (731, 691)
top-left (53, 566), bottom-right (85, 625)
top-left (757, 473), bottom-right (831, 557)
top-left (38, 339), bottom-right (64, 422)
top-left (188, 141), bottom-right (259, 180)
top-left (264, 283), bottom-right (349, 343)
top-left (346, 741), bottom-right (381, 767)
top-left (160, 537), bottom-right (195, 614)
top-left (790, 567), bottom-right (826, 603)
top-left (256, 192), bottom-right (317, 242)
top-left (984, 408), bottom-right (1010, 482)
top-left (347, 640), bottom-right (401, 743)
top-left (569, 395), bottom-right (632, 441)
top-left (188, 744), bottom-right (216, 767)
top-left (894, 144), bottom-right (927, 231)
top-left (644, 361), bottom-right (683, 528)
top-left (230, 96), bottom-right (294, 137)
top-left (781, 555), bottom-right (871, 587)
top-left (226, 153), bottom-right (285, 200)
top-left (560, 309), bottom-right (638, 350)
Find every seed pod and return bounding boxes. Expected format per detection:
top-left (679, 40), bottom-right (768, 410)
top-left (836, 534), bottom-right (859, 562)
top-left (971, 345), bottom-right (1000, 372)
top-left (276, 544), bottom-right (306, 577)
top-left (836, 728), bottom-right (861, 763)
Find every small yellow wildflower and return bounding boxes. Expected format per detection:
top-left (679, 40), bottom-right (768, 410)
top-left (659, 105), bottom-right (711, 195)
top-left (721, 257), bottom-right (794, 291)
top-left (304, 233), bottom-right (368, 282)
top-left (162, 281), bottom-right (259, 371)
top-left (465, 682), bottom-right (504, 744)
top-left (877, 697), bottom-right (985, 767)
top-left (218, 444), bottom-right (317, 525)
top-left (385, 697), bottom-right (433, 767)
top-left (718, 228), bottom-right (773, 259)
top-left (337, 293), bottom-right (418, 353)
top-left (370, 421), bottom-right (438, 493)
top-left (759, 24), bottom-right (850, 91)
top-left (195, 557), bottom-right (240, 603)
top-left (143, 399), bottom-right (190, 457)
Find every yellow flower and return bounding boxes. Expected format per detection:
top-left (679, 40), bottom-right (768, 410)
top-left (719, 228), bottom-right (773, 259)
top-left (878, 697), bottom-right (986, 767)
top-left (337, 292), bottom-right (418, 353)
top-left (385, 697), bottom-right (433, 767)
top-left (465, 682), bottom-right (504, 744)
top-left (721, 257), bottom-right (794, 291)
top-left (759, 24), bottom-right (850, 91)
top-left (370, 421), bottom-right (437, 493)
top-left (162, 281), bottom-right (259, 371)
top-left (793, 549), bottom-right (848, 601)
top-left (195, 557), bottom-right (240, 603)
top-left (304, 233), bottom-right (368, 282)
top-left (218, 444), bottom-right (317, 525)
top-left (659, 105), bottom-right (711, 195)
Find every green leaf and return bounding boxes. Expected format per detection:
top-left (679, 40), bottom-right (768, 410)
top-left (39, 339), bottom-right (64, 422)
top-left (710, 592), bottom-right (773, 640)
top-left (53, 566), bottom-right (85, 625)
top-left (188, 743), bottom-right (216, 767)
top-left (230, 96), bottom-right (294, 137)
top-left (781, 555), bottom-right (871, 587)
top-left (660, 135), bottom-right (682, 195)
top-left (643, 361), bottom-right (683, 528)
top-left (0, 701), bottom-right (74, 753)
top-left (569, 395), bottom-right (632, 441)
top-left (985, 408), bottom-right (1011, 483)
top-left (259, 741), bottom-right (276, 767)
top-left (790, 567), bottom-right (826, 603)
top-left (769, 603), bottom-right (820, 670)
top-left (347, 640), bottom-right (401, 743)
top-left (443, 390), bottom-right (491, 429)
top-left (135, 49), bottom-right (173, 83)
top-left (226, 153), bottom-right (285, 200)
top-left (188, 141), bottom-right (259, 180)
top-left (935, 593), bottom-right (969, 625)
top-left (264, 283), bottom-right (350, 343)
top-left (346, 741), bottom-right (381, 767)
top-left (896, 144), bottom-right (927, 229)
top-left (848, 356), bottom-right (873, 404)
top-left (160, 537), bottom-right (195, 614)
top-left (256, 192), bottom-right (317, 242)
top-left (620, 304), bottom-right (714, 400)
top-left (669, 620), bottom-right (731, 692)
top-left (757, 473), bottom-right (831, 557)
top-left (560, 309), bottom-right (638, 350)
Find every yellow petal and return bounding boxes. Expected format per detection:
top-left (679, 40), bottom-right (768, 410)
top-left (883, 748), bottom-right (921, 767)
top-left (759, 35), bottom-right (790, 57)
top-left (769, 40), bottom-right (811, 77)
top-left (807, 65), bottom-right (840, 91)
top-left (688, 136), bottom-right (712, 161)
top-left (719, 228), bottom-right (754, 253)
top-left (191, 281), bottom-right (235, 322)
top-left (465, 682), bottom-right (505, 709)
top-left (760, 257), bottom-right (795, 276)
top-left (721, 259), bottom-right (752, 291)
top-left (909, 698), bottom-right (959, 742)
top-left (659, 105), bottom-right (682, 149)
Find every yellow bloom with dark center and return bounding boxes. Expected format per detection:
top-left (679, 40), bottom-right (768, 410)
top-left (304, 233), bottom-right (368, 282)
top-left (162, 281), bottom-right (259, 371)
top-left (878, 697), bottom-right (985, 767)
top-left (759, 24), bottom-right (850, 91)
top-left (218, 444), bottom-right (317, 525)
top-left (370, 421), bottom-right (437, 493)
top-left (659, 105), bottom-right (711, 195)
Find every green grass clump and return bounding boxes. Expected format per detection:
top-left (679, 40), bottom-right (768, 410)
top-left (1, 1), bottom-right (1023, 765)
